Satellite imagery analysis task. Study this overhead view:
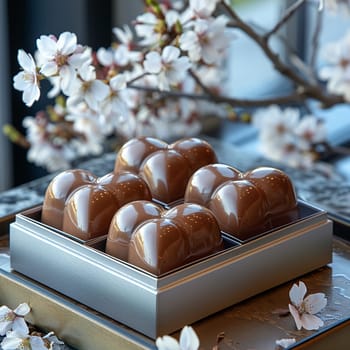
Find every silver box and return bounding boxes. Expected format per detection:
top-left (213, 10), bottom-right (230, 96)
top-left (9, 201), bottom-right (333, 339)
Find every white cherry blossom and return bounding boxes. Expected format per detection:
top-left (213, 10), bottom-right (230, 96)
top-left (156, 325), bottom-right (200, 350)
top-left (275, 338), bottom-right (296, 348)
top-left (144, 46), bottom-right (191, 90)
top-left (1, 330), bottom-right (48, 350)
top-left (66, 62), bottom-right (109, 111)
top-left (135, 12), bottom-right (160, 46)
top-left (294, 115), bottom-right (326, 151)
top-left (288, 281), bottom-right (327, 331)
top-left (189, 0), bottom-right (220, 18)
top-left (13, 50), bottom-right (40, 107)
top-left (0, 303), bottom-right (30, 336)
top-left (36, 32), bottom-right (77, 75)
top-left (179, 15), bottom-right (230, 64)
top-left (319, 30), bottom-right (350, 101)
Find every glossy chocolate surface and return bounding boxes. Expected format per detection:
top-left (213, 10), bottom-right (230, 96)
top-left (139, 149), bottom-right (191, 203)
top-left (114, 137), bottom-right (168, 173)
top-left (98, 171), bottom-right (152, 207)
top-left (185, 164), bottom-right (241, 206)
top-left (170, 138), bottom-right (218, 172)
top-left (209, 180), bottom-right (271, 240)
top-left (108, 201), bottom-right (223, 275)
top-left (243, 167), bottom-right (298, 215)
top-left (128, 218), bottom-right (189, 275)
top-left (106, 201), bottom-right (163, 261)
top-left (164, 203), bottom-right (223, 260)
top-left (62, 185), bottom-right (119, 240)
top-left (41, 169), bottom-right (97, 230)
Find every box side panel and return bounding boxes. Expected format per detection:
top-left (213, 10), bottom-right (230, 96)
top-left (10, 223), bottom-right (158, 339)
top-left (156, 221), bottom-right (333, 336)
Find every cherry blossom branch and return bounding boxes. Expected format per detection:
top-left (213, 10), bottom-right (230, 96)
top-left (264, 0), bottom-right (307, 39)
top-left (218, 0), bottom-right (346, 109)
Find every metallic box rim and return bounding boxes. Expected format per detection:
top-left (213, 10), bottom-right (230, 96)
top-left (9, 201), bottom-right (333, 338)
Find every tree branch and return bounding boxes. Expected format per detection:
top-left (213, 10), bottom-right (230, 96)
top-left (264, 0), bottom-right (307, 39)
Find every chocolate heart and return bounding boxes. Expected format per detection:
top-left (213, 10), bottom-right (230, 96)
top-left (62, 184), bottom-right (119, 240)
top-left (164, 203), bottom-right (223, 260)
top-left (106, 200), bottom-right (163, 261)
top-left (139, 149), bottom-right (191, 203)
top-left (41, 169), bottom-right (97, 230)
top-left (107, 201), bottom-right (223, 275)
top-left (185, 163), bottom-right (241, 206)
top-left (170, 137), bottom-right (218, 172)
top-left (208, 179), bottom-right (271, 240)
top-left (243, 167), bottom-right (298, 226)
top-left (98, 171), bottom-right (152, 207)
top-left (128, 218), bottom-right (189, 275)
top-left (114, 137), bottom-right (168, 173)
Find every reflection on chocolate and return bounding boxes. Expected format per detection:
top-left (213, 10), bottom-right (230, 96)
top-left (106, 201), bottom-right (223, 275)
top-left (185, 164), bottom-right (241, 206)
top-left (63, 185), bottom-right (119, 240)
top-left (164, 203), bottom-right (223, 260)
top-left (114, 137), bottom-right (168, 173)
top-left (243, 167), bottom-right (298, 216)
top-left (185, 165), bottom-right (299, 240)
top-left (170, 138), bottom-right (218, 172)
top-left (128, 218), bottom-right (189, 275)
top-left (139, 149), bottom-right (191, 203)
top-left (98, 171), bottom-right (152, 207)
top-left (209, 180), bottom-right (270, 240)
top-left (41, 169), bottom-right (97, 230)
top-left (106, 201), bottom-right (163, 261)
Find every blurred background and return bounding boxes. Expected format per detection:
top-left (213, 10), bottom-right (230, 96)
top-left (1, 0), bottom-right (350, 192)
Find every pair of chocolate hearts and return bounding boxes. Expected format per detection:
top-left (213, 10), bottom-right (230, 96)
top-left (106, 201), bottom-right (223, 275)
top-left (41, 169), bottom-right (152, 240)
top-left (114, 137), bottom-right (218, 203)
top-left (185, 164), bottom-right (298, 240)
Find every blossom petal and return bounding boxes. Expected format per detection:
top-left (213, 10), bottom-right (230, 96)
top-left (13, 303), bottom-right (30, 317)
top-left (22, 83), bottom-right (41, 107)
top-left (40, 61), bottom-right (58, 76)
top-left (0, 321), bottom-right (12, 336)
top-left (162, 46), bottom-right (180, 63)
top-left (12, 317), bottom-right (29, 336)
top-left (300, 313), bottom-right (324, 330)
top-left (0, 305), bottom-right (12, 319)
top-left (155, 334), bottom-right (181, 350)
top-left (289, 304), bottom-right (303, 330)
top-left (275, 338), bottom-right (296, 348)
top-left (57, 32), bottom-right (77, 55)
top-left (304, 293), bottom-right (327, 314)
top-left (17, 50), bottom-right (36, 71)
top-left (30, 335), bottom-right (48, 350)
top-left (144, 52), bottom-right (162, 74)
top-left (289, 281), bottom-right (307, 307)
top-left (179, 326), bottom-right (200, 350)
top-left (36, 35), bottom-right (57, 57)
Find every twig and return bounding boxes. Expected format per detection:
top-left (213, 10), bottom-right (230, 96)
top-left (310, 3), bottom-right (324, 70)
top-left (219, 0), bottom-right (346, 108)
top-left (264, 0), bottom-right (307, 39)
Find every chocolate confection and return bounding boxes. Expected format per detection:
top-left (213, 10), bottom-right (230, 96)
top-left (106, 200), bottom-right (163, 261)
top-left (41, 169), bottom-right (97, 230)
top-left (185, 165), bottom-right (298, 241)
top-left (114, 137), bottom-right (218, 204)
top-left (42, 169), bottom-right (152, 240)
top-left (114, 137), bottom-right (168, 174)
top-left (106, 201), bottom-right (223, 275)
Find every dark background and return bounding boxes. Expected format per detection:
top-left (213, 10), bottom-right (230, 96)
top-left (7, 0), bottom-right (113, 186)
